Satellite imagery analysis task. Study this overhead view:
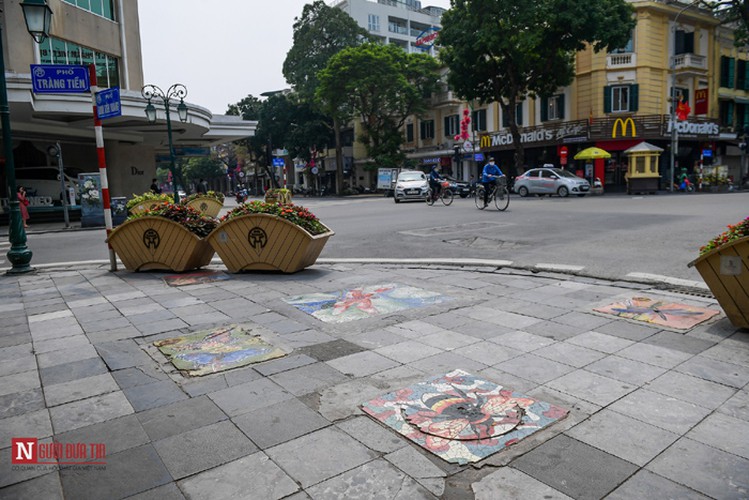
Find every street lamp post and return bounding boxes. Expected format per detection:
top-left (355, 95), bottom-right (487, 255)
top-left (141, 84), bottom-right (188, 203)
top-left (2, 0), bottom-right (53, 274)
top-left (669, 0), bottom-right (700, 192)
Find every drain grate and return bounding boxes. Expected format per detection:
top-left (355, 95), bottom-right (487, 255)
top-left (653, 284), bottom-right (715, 300)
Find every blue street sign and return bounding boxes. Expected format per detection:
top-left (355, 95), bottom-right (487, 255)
top-left (95, 87), bottom-right (121, 119)
top-left (474, 153), bottom-right (485, 162)
top-left (30, 64), bottom-right (90, 94)
top-left (272, 158), bottom-right (285, 167)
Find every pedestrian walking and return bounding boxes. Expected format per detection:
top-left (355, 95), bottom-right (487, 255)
top-left (17, 186), bottom-right (30, 228)
top-left (150, 178), bottom-right (161, 194)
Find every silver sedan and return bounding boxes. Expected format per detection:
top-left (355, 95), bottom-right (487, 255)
top-left (513, 167), bottom-right (591, 198)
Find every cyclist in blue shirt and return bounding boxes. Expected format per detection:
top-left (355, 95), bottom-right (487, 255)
top-left (481, 157), bottom-right (505, 207)
top-left (428, 165), bottom-right (445, 200)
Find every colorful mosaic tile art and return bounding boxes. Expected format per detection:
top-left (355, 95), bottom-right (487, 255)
top-left (163, 270), bottom-right (231, 287)
top-left (154, 325), bottom-right (286, 376)
top-left (593, 296), bottom-right (720, 330)
top-left (284, 283), bottom-right (450, 323)
top-left (361, 369), bottom-right (569, 465)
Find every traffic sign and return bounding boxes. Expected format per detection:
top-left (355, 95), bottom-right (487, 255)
top-left (30, 64), bottom-right (90, 94)
top-left (463, 140), bottom-right (473, 152)
top-left (95, 87), bottom-right (121, 119)
top-left (272, 158), bottom-right (285, 167)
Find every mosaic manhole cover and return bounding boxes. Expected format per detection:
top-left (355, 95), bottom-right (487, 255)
top-left (284, 283), bottom-right (450, 323)
top-left (593, 296), bottom-right (719, 330)
top-left (362, 369), bottom-right (568, 464)
top-left (163, 270), bottom-right (231, 287)
top-left (154, 325), bottom-right (286, 376)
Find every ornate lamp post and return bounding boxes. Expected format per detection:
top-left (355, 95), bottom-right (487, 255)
top-left (141, 84), bottom-right (188, 203)
top-left (2, 0), bottom-right (53, 274)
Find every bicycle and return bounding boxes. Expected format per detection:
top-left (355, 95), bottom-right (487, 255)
top-left (426, 180), bottom-right (454, 206)
top-left (475, 177), bottom-right (510, 211)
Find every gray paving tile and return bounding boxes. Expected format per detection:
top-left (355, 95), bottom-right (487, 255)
top-left (178, 452), bottom-right (298, 500)
top-left (180, 375), bottom-right (229, 397)
top-left (522, 320), bottom-right (584, 341)
top-left (565, 331), bottom-right (634, 353)
top-left (0, 332), bottom-right (31, 349)
top-left (44, 373), bottom-right (119, 407)
top-left (208, 377), bottom-right (294, 417)
top-left (584, 355), bottom-right (668, 386)
top-left (297, 339), bottom-right (366, 362)
top-left (701, 342), bottom-right (749, 368)
top-left (606, 469), bottom-right (709, 500)
top-left (336, 416), bottom-right (408, 454)
top-left (266, 427), bottom-right (378, 488)
top-left (448, 317), bottom-right (513, 340)
top-left (35, 336), bottom-right (97, 357)
top-left (269, 362), bottom-right (348, 397)
top-left (553, 311), bottom-right (614, 330)
top-left (480, 367), bottom-right (539, 394)
top-left (0, 343), bottom-right (33, 361)
top-left (253, 354), bottom-right (318, 377)
top-left (95, 340), bottom-right (153, 371)
top-left (153, 420), bottom-right (257, 479)
top-left (135, 319), bottom-right (189, 336)
top-left (233, 397), bottom-right (330, 449)
top-left (408, 351), bottom-right (489, 375)
top-left (59, 444), bottom-right (171, 499)
top-left (643, 331), bottom-right (716, 355)
top-left (123, 380), bottom-right (188, 412)
top-left (0, 409), bottom-right (52, 444)
top-left (473, 467), bottom-right (573, 500)
top-left (593, 320), bottom-right (660, 341)
top-left (644, 371), bottom-right (737, 410)
top-left (54, 414), bottom-right (150, 456)
top-left (35, 344), bottom-right (98, 369)
top-left (49, 391), bottom-right (134, 434)
top-left (718, 389), bottom-right (749, 421)
top-left (278, 329), bottom-right (336, 348)
top-left (495, 353), bottom-right (576, 384)
top-left (0, 472), bottom-right (64, 500)
top-left (565, 409), bottom-right (679, 466)
top-left (385, 446), bottom-right (446, 496)
top-left (0, 353), bottom-right (36, 377)
top-left (686, 412), bottom-right (749, 459)
top-left (647, 438), bottom-right (749, 499)
top-left (111, 366), bottom-right (170, 390)
top-left (0, 370), bottom-right (40, 397)
top-left (0, 388), bottom-right (46, 419)
top-left (0, 438), bottom-right (56, 488)
top-left (675, 355), bottom-right (749, 389)
top-left (125, 482), bottom-right (186, 500)
top-left (375, 341), bottom-right (443, 364)
top-left (137, 395), bottom-right (228, 441)
top-left (348, 328), bottom-right (408, 349)
top-left (608, 389), bottom-right (713, 434)
top-left (512, 435), bottom-right (638, 500)
top-left (39, 358), bottom-right (109, 387)
top-left (532, 342), bottom-right (607, 368)
top-left (306, 459), bottom-right (433, 499)
top-left (489, 330), bottom-right (556, 352)
top-left (419, 329), bottom-right (480, 351)
top-left (545, 369), bottom-right (636, 406)
top-left (616, 342), bottom-right (694, 369)
top-left (325, 351), bottom-right (400, 377)
top-left (452, 341), bottom-right (524, 366)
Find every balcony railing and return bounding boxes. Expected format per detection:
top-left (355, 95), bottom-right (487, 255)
top-left (672, 53), bottom-right (707, 71)
top-left (606, 53), bottom-right (636, 68)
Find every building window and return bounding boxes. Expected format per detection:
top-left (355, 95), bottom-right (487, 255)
top-left (471, 109), bottom-right (487, 132)
top-left (603, 84), bottom-right (639, 113)
top-left (502, 104), bottom-right (523, 127)
top-left (541, 94), bottom-right (565, 121)
top-left (674, 30), bottom-right (694, 55)
top-left (610, 31), bottom-right (634, 54)
top-left (720, 100), bottom-right (734, 128)
top-left (420, 119), bottom-right (435, 140)
top-left (444, 114), bottom-right (459, 137)
top-left (406, 123), bottom-right (414, 142)
top-left (39, 37), bottom-right (120, 88)
top-left (368, 14), bottom-right (380, 32)
top-left (63, 0), bottom-right (115, 21)
top-left (721, 56), bottom-right (736, 88)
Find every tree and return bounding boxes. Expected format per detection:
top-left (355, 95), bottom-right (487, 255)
top-left (439, 0), bottom-right (635, 171)
top-left (283, 0), bottom-right (369, 192)
top-left (182, 156), bottom-right (225, 189)
top-left (702, 1), bottom-right (749, 46)
top-left (317, 42), bottom-right (440, 168)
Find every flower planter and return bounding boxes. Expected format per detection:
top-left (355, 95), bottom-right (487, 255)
top-left (688, 235), bottom-right (749, 329)
top-left (129, 201), bottom-right (168, 216)
top-left (206, 213), bottom-right (333, 273)
top-left (107, 216), bottom-right (215, 272)
top-left (184, 196), bottom-right (223, 217)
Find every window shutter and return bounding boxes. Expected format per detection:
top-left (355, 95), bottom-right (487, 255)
top-left (558, 95), bottom-right (565, 119)
top-left (516, 104), bottom-right (523, 126)
top-left (729, 58), bottom-right (736, 89)
top-left (502, 108), bottom-right (508, 127)
top-left (744, 61), bottom-right (749, 91)
top-left (728, 101), bottom-right (735, 124)
top-left (685, 32), bottom-right (694, 54)
top-left (721, 57), bottom-right (729, 87)
top-left (444, 116), bottom-right (450, 137)
top-left (603, 86), bottom-right (612, 113)
top-left (540, 97), bottom-right (548, 122)
top-left (629, 84), bottom-right (639, 112)
top-left (675, 30), bottom-right (685, 55)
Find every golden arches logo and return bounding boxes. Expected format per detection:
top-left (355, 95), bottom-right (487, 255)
top-left (612, 117), bottom-right (636, 138)
top-left (479, 135), bottom-right (492, 148)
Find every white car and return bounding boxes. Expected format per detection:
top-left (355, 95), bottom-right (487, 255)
top-left (513, 167), bottom-right (591, 197)
top-left (394, 170), bottom-right (428, 203)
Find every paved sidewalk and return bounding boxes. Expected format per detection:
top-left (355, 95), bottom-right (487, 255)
top-left (0, 262), bottom-right (747, 499)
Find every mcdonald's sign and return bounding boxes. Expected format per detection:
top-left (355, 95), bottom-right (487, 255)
top-left (479, 135), bottom-right (492, 149)
top-left (612, 117), bottom-right (637, 138)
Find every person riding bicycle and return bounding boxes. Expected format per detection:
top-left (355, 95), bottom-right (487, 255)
top-left (429, 165), bottom-right (445, 201)
top-left (481, 157), bottom-right (505, 207)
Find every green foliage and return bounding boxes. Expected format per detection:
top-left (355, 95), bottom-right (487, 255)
top-left (700, 216), bottom-right (749, 255)
top-left (126, 192), bottom-right (173, 211)
top-left (180, 191), bottom-right (225, 205)
top-left (439, 0), bottom-right (635, 169)
top-left (222, 200), bottom-right (329, 236)
top-left (317, 42), bottom-right (440, 167)
top-left (703, 1), bottom-right (749, 47)
top-left (128, 204), bottom-right (218, 238)
top-left (182, 156), bottom-right (225, 184)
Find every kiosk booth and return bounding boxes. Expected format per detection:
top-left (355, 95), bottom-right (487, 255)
top-left (624, 142), bottom-right (663, 195)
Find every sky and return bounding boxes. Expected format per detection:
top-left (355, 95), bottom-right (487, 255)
top-left (138, 0), bottom-right (452, 115)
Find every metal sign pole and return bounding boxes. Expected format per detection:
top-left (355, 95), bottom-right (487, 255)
top-left (54, 142), bottom-right (70, 228)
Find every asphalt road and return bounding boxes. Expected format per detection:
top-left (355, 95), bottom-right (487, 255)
top-left (13, 191), bottom-right (749, 282)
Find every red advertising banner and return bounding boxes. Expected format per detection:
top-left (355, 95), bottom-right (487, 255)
top-left (695, 88), bottom-right (709, 115)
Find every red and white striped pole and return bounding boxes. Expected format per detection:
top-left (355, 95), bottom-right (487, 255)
top-left (89, 65), bottom-right (116, 271)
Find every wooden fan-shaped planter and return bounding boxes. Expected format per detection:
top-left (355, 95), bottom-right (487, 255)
top-left (688, 236), bottom-right (749, 329)
top-left (184, 197), bottom-right (223, 217)
top-left (207, 213), bottom-right (333, 273)
top-left (107, 216), bottom-right (215, 272)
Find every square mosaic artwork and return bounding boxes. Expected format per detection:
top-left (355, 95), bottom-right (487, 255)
top-left (284, 283), bottom-right (450, 323)
top-left (361, 369), bottom-right (569, 465)
top-left (154, 325), bottom-right (286, 376)
top-left (163, 270), bottom-right (231, 287)
top-left (593, 296), bottom-right (720, 330)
